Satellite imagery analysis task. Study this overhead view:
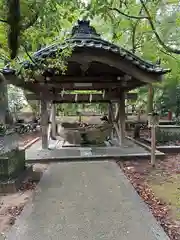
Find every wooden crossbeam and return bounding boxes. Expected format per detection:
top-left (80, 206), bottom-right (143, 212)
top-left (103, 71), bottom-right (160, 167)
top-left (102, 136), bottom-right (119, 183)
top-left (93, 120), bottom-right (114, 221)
top-left (4, 74), bottom-right (137, 101)
top-left (38, 82), bottom-right (123, 90)
top-left (4, 73), bottom-right (139, 95)
top-left (41, 76), bottom-right (121, 82)
top-left (26, 93), bottom-right (117, 102)
top-left (26, 92), bottom-right (137, 102)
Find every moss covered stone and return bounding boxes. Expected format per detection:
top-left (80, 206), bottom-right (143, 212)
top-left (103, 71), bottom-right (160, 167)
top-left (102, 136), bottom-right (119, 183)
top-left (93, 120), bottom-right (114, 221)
top-left (0, 148), bottom-right (25, 180)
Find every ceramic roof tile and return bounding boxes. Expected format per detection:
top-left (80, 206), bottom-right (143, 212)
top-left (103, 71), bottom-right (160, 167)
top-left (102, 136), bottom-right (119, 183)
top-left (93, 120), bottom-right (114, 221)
top-left (23, 20), bottom-right (170, 75)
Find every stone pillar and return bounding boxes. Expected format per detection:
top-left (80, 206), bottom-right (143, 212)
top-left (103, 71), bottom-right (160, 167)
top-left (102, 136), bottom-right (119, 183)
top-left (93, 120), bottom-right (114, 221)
top-left (119, 92), bottom-right (126, 145)
top-left (41, 99), bottom-right (48, 149)
top-left (51, 103), bottom-right (56, 137)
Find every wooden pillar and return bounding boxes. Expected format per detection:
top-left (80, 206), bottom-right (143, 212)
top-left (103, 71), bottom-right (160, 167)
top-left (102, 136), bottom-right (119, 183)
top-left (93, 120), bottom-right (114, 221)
top-left (51, 103), bottom-right (56, 137)
top-left (119, 92), bottom-right (126, 145)
top-left (151, 125), bottom-right (156, 167)
top-left (109, 102), bottom-right (122, 144)
top-left (41, 99), bottom-right (48, 149)
top-left (108, 103), bottom-right (111, 120)
top-left (149, 113), bottom-right (159, 167)
top-left (108, 103), bottom-right (114, 138)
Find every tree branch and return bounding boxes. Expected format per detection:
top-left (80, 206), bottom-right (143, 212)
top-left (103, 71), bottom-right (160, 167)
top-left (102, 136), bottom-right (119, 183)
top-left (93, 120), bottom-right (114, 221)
top-left (21, 0), bottom-right (46, 31)
top-left (131, 24), bottom-right (137, 53)
top-left (23, 45), bottom-right (38, 66)
top-left (0, 19), bottom-right (8, 24)
top-left (109, 7), bottom-right (148, 20)
top-left (139, 0), bottom-right (180, 54)
top-left (159, 48), bottom-right (180, 62)
top-left (21, 12), bottom-right (39, 31)
top-left (131, 6), bottom-right (144, 53)
top-left (110, 2), bottom-right (180, 55)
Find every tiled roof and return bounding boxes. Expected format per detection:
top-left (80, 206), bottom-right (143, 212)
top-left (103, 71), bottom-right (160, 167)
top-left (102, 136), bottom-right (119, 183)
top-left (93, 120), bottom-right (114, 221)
top-left (24, 20), bottom-right (171, 74)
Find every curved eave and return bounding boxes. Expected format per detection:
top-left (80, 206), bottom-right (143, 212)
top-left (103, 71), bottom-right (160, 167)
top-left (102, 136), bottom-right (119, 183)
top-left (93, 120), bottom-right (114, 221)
top-left (21, 37), bottom-right (171, 75)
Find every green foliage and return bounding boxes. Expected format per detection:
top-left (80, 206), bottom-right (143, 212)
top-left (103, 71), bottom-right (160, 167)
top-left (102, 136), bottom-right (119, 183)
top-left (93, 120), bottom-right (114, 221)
top-left (0, 0), bottom-right (180, 116)
top-left (26, 100), bottom-right (39, 114)
top-left (86, 0), bottom-right (180, 115)
top-left (0, 0), bottom-right (81, 60)
top-left (8, 85), bottom-right (27, 112)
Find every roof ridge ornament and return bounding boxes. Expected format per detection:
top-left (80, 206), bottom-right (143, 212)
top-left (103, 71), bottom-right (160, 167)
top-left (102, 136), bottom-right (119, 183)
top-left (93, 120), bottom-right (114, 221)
top-left (71, 19), bottom-right (101, 39)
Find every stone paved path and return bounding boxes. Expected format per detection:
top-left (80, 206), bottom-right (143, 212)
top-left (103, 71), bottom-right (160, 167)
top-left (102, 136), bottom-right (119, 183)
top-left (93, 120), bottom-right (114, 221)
top-left (6, 161), bottom-right (169, 240)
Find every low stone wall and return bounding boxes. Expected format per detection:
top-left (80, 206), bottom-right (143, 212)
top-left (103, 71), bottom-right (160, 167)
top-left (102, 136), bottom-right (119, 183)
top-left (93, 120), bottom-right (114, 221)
top-left (157, 125), bottom-right (180, 133)
top-left (156, 125), bottom-right (180, 144)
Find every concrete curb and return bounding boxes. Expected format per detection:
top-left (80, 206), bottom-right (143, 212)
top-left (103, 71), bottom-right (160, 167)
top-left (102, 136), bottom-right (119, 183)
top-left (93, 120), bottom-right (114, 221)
top-left (157, 145), bottom-right (180, 153)
top-left (126, 136), bottom-right (165, 158)
top-left (20, 137), bottom-right (40, 150)
top-left (142, 137), bottom-right (180, 154)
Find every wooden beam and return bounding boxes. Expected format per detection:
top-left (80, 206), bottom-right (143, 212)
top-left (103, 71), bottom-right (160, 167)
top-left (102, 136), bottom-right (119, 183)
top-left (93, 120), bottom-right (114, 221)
top-left (26, 92), bottom-right (137, 102)
top-left (4, 74), bottom-right (138, 95)
top-left (107, 103), bottom-right (114, 138)
top-left (47, 76), bottom-right (119, 82)
top-left (37, 82), bottom-right (139, 96)
top-left (26, 93), bottom-right (118, 102)
top-left (38, 81), bottom-right (123, 90)
top-left (4, 75), bottom-right (50, 96)
top-left (118, 93), bottom-right (126, 145)
top-left (69, 51), bottom-right (162, 83)
top-left (50, 103), bottom-right (56, 138)
top-left (36, 75), bottom-right (142, 90)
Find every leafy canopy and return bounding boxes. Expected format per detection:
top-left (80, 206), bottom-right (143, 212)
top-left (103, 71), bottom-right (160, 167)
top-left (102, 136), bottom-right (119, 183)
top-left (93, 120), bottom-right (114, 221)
top-left (0, 0), bottom-right (180, 114)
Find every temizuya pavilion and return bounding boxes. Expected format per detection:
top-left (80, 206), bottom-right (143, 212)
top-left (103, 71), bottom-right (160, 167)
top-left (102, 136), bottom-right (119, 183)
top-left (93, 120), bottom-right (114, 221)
top-left (2, 20), bottom-right (170, 149)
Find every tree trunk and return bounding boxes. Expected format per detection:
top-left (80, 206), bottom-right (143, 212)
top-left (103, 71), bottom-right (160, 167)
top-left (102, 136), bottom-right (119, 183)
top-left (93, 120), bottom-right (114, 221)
top-left (0, 79), bottom-right (13, 124)
top-left (147, 84), bottom-right (154, 126)
top-left (147, 84), bottom-right (154, 114)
